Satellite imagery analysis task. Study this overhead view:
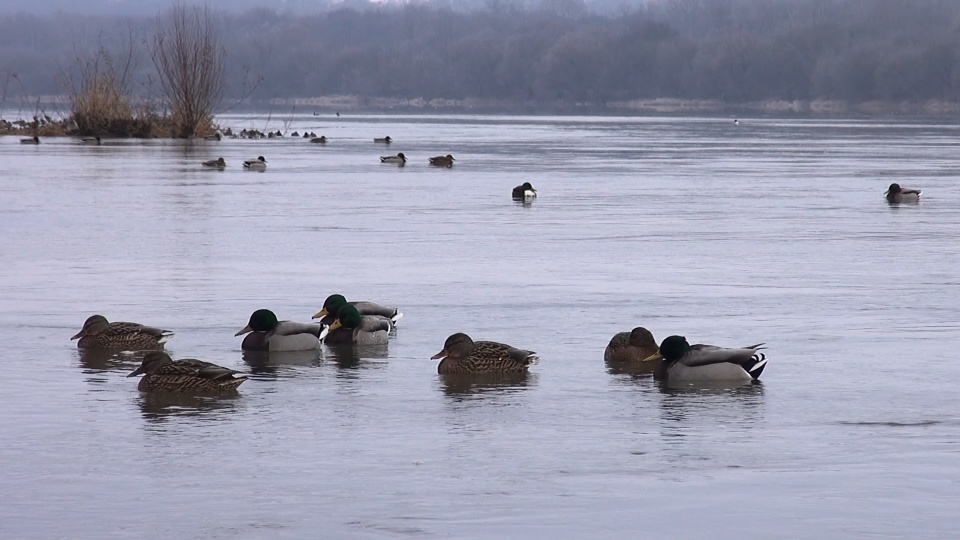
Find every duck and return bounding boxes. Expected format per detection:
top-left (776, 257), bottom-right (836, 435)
top-left (243, 156), bottom-right (267, 170)
top-left (428, 154), bottom-right (455, 167)
top-left (642, 335), bottom-right (768, 383)
top-left (127, 351), bottom-right (247, 393)
top-left (202, 157), bottom-right (226, 168)
top-left (431, 333), bottom-right (539, 374)
top-left (235, 309), bottom-right (328, 352)
top-left (20, 136), bottom-right (39, 144)
top-left (512, 182), bottom-right (537, 200)
top-left (204, 133), bottom-right (222, 141)
top-left (310, 136), bottom-right (327, 144)
top-left (380, 152), bottom-right (406, 165)
top-left (71, 314), bottom-right (174, 350)
top-left (324, 305), bottom-right (392, 346)
top-left (374, 136), bottom-right (392, 144)
top-left (291, 131), bottom-right (300, 137)
top-left (603, 327), bottom-right (659, 364)
top-left (885, 183), bottom-right (921, 203)
top-left (312, 294), bottom-right (402, 327)
top-left (80, 136), bottom-right (101, 145)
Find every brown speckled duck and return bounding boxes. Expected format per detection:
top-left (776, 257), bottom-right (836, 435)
top-left (428, 154), bottom-right (455, 167)
top-left (127, 351), bottom-right (247, 393)
top-left (71, 314), bottom-right (173, 350)
top-left (604, 327), bottom-right (659, 364)
top-left (431, 333), bottom-right (539, 374)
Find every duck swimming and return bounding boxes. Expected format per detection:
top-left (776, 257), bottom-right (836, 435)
top-left (324, 305), bottom-right (392, 346)
top-left (431, 333), bottom-right (539, 374)
top-left (374, 136), bottom-right (392, 144)
top-left (202, 157), bottom-right (226, 168)
top-left (380, 152), bottom-right (406, 165)
top-left (428, 155), bottom-right (455, 167)
top-left (127, 351), bottom-right (247, 393)
top-left (885, 183), bottom-right (921, 203)
top-left (80, 136), bottom-right (101, 145)
top-left (243, 156), bottom-right (267, 170)
top-left (20, 136), bottom-right (39, 144)
top-left (312, 294), bottom-right (402, 327)
top-left (235, 309), bottom-right (328, 351)
top-left (71, 314), bottom-right (173, 350)
top-left (310, 136), bottom-right (327, 144)
top-left (643, 335), bottom-right (767, 383)
top-left (604, 327), bottom-right (659, 364)
top-left (512, 182), bottom-right (537, 200)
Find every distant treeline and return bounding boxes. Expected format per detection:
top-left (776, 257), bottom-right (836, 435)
top-left (3, 0), bottom-right (960, 110)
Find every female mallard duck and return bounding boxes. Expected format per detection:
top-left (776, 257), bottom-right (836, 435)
top-left (380, 152), bottom-right (406, 165)
top-left (312, 294), bottom-right (402, 326)
top-left (431, 333), bottom-right (539, 374)
top-left (80, 136), bottom-right (101, 145)
top-left (128, 351), bottom-right (247, 393)
top-left (243, 156), bottom-right (267, 170)
top-left (235, 309), bottom-right (328, 352)
top-left (428, 154), bottom-right (455, 167)
top-left (20, 136), bottom-right (40, 144)
top-left (512, 182), bottom-right (537, 200)
top-left (885, 183), bottom-right (921, 203)
top-left (71, 314), bottom-right (173, 350)
top-left (643, 335), bottom-right (767, 383)
top-left (310, 136), bottom-right (327, 144)
top-left (324, 305), bottom-right (392, 345)
top-left (202, 157), bottom-right (226, 168)
top-left (604, 327), bottom-right (659, 363)
top-left (374, 136), bottom-right (392, 144)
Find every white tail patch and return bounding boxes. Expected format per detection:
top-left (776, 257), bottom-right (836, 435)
top-left (158, 331), bottom-right (175, 344)
top-left (392, 312), bottom-right (404, 324)
top-left (317, 324), bottom-right (330, 341)
top-left (527, 354), bottom-right (541, 366)
top-left (749, 356), bottom-right (767, 373)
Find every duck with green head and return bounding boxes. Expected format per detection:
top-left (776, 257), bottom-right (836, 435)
top-left (235, 309), bottom-right (328, 351)
top-left (885, 183), bottom-right (921, 203)
top-left (128, 351), bottom-right (247, 393)
top-left (512, 182), bottom-right (537, 200)
top-left (604, 327), bottom-right (659, 364)
top-left (431, 333), bottom-right (539, 374)
top-left (324, 304), bottom-right (392, 346)
top-left (312, 294), bottom-right (402, 327)
top-left (643, 335), bottom-right (767, 383)
top-left (71, 314), bottom-right (173, 350)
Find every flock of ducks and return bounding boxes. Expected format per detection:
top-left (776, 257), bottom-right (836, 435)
top-left (72, 294), bottom-right (769, 393)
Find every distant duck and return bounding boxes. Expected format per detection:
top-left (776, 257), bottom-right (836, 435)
top-left (643, 335), bottom-right (768, 383)
top-left (604, 327), bottom-right (659, 364)
top-left (302, 132), bottom-right (310, 138)
top-left (202, 157), bottom-right (226, 168)
top-left (204, 133), bottom-right (222, 141)
top-left (71, 314), bottom-right (173, 350)
top-left (20, 135), bottom-right (39, 144)
top-left (235, 309), bottom-right (329, 352)
top-left (312, 294), bottom-right (402, 327)
top-left (127, 351), bottom-right (247, 394)
top-left (374, 136), bottom-right (392, 144)
top-left (885, 183), bottom-right (921, 203)
top-left (512, 182), bottom-right (537, 200)
top-left (324, 305), bottom-right (392, 346)
top-left (310, 136), bottom-right (327, 144)
top-left (428, 154), bottom-right (455, 167)
top-left (734, 118), bottom-right (740, 126)
top-left (80, 136), bottom-right (101, 145)
top-left (431, 333), bottom-right (539, 374)
top-left (243, 156), bottom-right (267, 170)
top-left (291, 131), bottom-right (300, 137)
top-left (380, 152), bottom-right (406, 165)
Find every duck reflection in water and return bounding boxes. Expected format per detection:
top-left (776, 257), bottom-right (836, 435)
top-left (325, 342), bottom-right (390, 369)
top-left (439, 371), bottom-right (535, 397)
top-left (241, 349), bottom-right (323, 375)
top-left (138, 391), bottom-right (241, 423)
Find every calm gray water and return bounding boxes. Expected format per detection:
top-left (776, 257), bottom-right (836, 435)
top-left (2, 114), bottom-right (959, 539)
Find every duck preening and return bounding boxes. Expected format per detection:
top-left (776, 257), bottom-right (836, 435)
top-left (512, 182), bottom-right (537, 200)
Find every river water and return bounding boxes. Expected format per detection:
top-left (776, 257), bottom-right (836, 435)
top-left (2, 114), bottom-right (959, 538)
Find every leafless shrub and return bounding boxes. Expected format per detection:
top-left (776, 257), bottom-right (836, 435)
top-left (151, 4), bottom-right (226, 138)
top-left (64, 33), bottom-right (140, 136)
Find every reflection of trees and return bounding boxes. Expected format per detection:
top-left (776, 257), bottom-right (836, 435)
top-left (5, 0), bottom-right (960, 105)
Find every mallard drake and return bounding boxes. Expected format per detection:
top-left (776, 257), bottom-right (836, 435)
top-left (431, 333), bottom-right (539, 374)
top-left (128, 351), bottom-right (247, 393)
top-left (380, 152), bottom-right (406, 165)
top-left (310, 136), bottom-right (327, 144)
top-left (243, 156), bottom-right (267, 170)
top-left (71, 314), bottom-right (173, 350)
top-left (324, 305), bottom-right (392, 345)
top-left (235, 309), bottom-right (328, 352)
top-left (512, 182), bottom-right (537, 200)
top-left (80, 136), bottom-right (101, 145)
top-left (374, 136), bottom-right (392, 144)
top-left (202, 157), bottom-right (226, 168)
top-left (20, 136), bottom-right (39, 144)
top-left (428, 154), bottom-right (455, 167)
top-left (312, 294), bottom-right (402, 326)
top-left (643, 335), bottom-right (767, 383)
top-left (604, 327), bottom-right (659, 363)
top-left (885, 183), bottom-right (921, 203)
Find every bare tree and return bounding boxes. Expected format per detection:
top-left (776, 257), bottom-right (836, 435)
top-left (151, 4), bottom-right (225, 138)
